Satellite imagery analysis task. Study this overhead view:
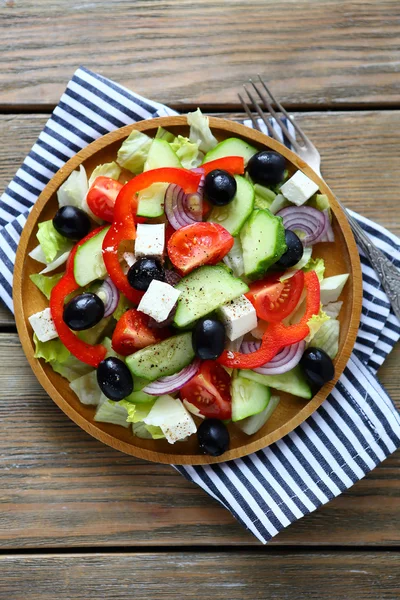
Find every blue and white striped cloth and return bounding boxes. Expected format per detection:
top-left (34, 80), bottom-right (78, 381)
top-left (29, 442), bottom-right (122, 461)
top-left (1, 67), bottom-right (399, 543)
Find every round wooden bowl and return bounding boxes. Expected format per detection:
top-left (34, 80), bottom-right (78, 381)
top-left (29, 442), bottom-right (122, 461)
top-left (14, 116), bottom-right (362, 465)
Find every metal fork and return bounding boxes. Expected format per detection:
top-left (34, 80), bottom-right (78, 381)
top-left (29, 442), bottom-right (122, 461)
top-left (239, 76), bottom-right (400, 321)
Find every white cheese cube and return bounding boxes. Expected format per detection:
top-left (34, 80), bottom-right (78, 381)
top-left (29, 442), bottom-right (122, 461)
top-left (144, 395), bottom-right (197, 444)
top-left (28, 307), bottom-right (58, 343)
top-left (218, 295), bottom-right (257, 341)
top-left (138, 279), bottom-right (181, 322)
top-left (280, 170), bottom-right (319, 206)
top-left (134, 223), bottom-right (165, 258)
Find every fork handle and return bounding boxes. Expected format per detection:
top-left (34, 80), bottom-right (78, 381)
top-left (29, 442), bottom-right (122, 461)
top-left (344, 208), bottom-right (400, 322)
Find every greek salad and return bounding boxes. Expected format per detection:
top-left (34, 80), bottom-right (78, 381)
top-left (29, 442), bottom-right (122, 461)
top-left (28, 110), bottom-right (349, 457)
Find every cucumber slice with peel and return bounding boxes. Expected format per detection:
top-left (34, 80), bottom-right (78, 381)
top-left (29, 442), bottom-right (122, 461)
top-left (240, 209), bottom-right (286, 280)
top-left (203, 138), bottom-right (258, 166)
top-left (236, 395), bottom-right (280, 435)
top-left (231, 375), bottom-right (271, 422)
top-left (73, 226), bottom-right (109, 287)
top-left (208, 175), bottom-right (254, 236)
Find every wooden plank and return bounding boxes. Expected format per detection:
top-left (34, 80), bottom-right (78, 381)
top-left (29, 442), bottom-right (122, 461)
top-left (1, 1), bottom-right (400, 108)
top-left (0, 333), bottom-right (399, 548)
top-left (1, 552), bottom-right (399, 599)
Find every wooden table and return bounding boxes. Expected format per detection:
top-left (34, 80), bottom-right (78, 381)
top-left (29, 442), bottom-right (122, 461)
top-left (1, 1), bottom-right (400, 598)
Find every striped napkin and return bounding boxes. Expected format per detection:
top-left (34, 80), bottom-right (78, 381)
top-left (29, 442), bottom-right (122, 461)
top-left (2, 67), bottom-right (399, 543)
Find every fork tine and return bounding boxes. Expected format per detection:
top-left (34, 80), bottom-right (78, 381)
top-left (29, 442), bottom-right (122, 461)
top-left (242, 85), bottom-right (281, 143)
top-left (238, 93), bottom-right (262, 132)
top-left (250, 79), bottom-right (301, 152)
top-left (257, 75), bottom-right (309, 146)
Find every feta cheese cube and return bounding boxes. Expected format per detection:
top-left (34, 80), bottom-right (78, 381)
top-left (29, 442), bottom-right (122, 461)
top-left (218, 295), bottom-right (257, 341)
top-left (280, 170), bottom-right (319, 206)
top-left (138, 279), bottom-right (181, 322)
top-left (144, 395), bottom-right (197, 444)
top-left (134, 223), bottom-right (165, 258)
top-left (28, 307), bottom-right (58, 342)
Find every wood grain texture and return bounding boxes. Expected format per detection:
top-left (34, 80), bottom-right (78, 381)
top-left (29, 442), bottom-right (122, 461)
top-left (1, 1), bottom-right (400, 108)
top-left (0, 333), bottom-right (399, 548)
top-left (1, 552), bottom-right (400, 599)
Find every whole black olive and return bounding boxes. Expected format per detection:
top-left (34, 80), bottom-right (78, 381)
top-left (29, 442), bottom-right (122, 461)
top-left (192, 317), bottom-right (226, 360)
top-left (204, 169), bottom-right (237, 206)
top-left (197, 418), bottom-right (230, 456)
top-left (127, 257), bottom-right (165, 291)
top-left (53, 205), bottom-right (91, 240)
top-left (276, 230), bottom-right (304, 268)
top-left (247, 151), bottom-right (286, 186)
top-left (97, 357), bottom-right (133, 401)
top-left (63, 293), bottom-right (104, 331)
top-left (300, 347), bottom-right (335, 390)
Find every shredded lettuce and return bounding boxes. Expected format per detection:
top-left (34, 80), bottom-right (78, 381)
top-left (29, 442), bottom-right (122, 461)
top-left (303, 257), bottom-right (325, 282)
top-left (117, 130), bottom-right (153, 174)
top-left (323, 301), bottom-right (343, 319)
top-left (187, 108), bottom-right (218, 153)
top-left (102, 337), bottom-right (123, 360)
top-left (37, 220), bottom-right (71, 263)
top-left (253, 184), bottom-right (276, 210)
top-left (33, 334), bottom-right (92, 381)
top-left (132, 421), bottom-right (165, 439)
top-left (119, 400), bottom-right (164, 438)
top-left (40, 250), bottom-right (71, 274)
top-left (70, 371), bottom-right (101, 405)
top-left (57, 165), bottom-right (89, 210)
top-left (51, 355), bottom-right (93, 382)
top-left (320, 274), bottom-right (349, 304)
top-left (78, 317), bottom-right (113, 345)
top-left (88, 161), bottom-right (121, 187)
top-left (155, 126), bottom-right (175, 142)
top-left (169, 135), bottom-right (203, 169)
top-left (113, 294), bottom-right (132, 322)
top-left (309, 319), bottom-right (340, 359)
top-left (94, 396), bottom-right (130, 427)
top-left (30, 272), bottom-right (63, 299)
top-left (306, 306), bottom-right (331, 343)
top-left (269, 193), bottom-right (290, 215)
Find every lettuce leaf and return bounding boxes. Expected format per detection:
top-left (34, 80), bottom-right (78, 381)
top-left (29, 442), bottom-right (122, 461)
top-left (36, 220), bottom-right (71, 263)
top-left (169, 135), bottom-right (203, 169)
top-left (303, 257), bottom-right (325, 282)
top-left (33, 334), bottom-right (70, 364)
top-left (39, 250), bottom-right (72, 274)
top-left (69, 371), bottom-right (102, 405)
top-left (309, 319), bottom-right (340, 359)
top-left (323, 301), bottom-right (343, 319)
top-left (57, 165), bottom-right (89, 209)
top-left (51, 354), bottom-right (93, 382)
top-left (305, 306), bottom-right (330, 343)
top-left (187, 108), bottom-right (218, 153)
top-left (30, 272), bottom-right (63, 299)
top-left (155, 126), bottom-right (175, 142)
top-left (94, 396), bottom-right (130, 427)
top-left (117, 130), bottom-right (153, 174)
top-left (88, 161), bottom-right (121, 187)
top-left (113, 294), bottom-right (133, 322)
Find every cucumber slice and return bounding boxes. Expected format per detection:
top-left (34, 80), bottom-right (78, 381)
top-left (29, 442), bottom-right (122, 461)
top-left (240, 209), bottom-right (286, 280)
top-left (144, 138), bottom-right (182, 171)
top-left (73, 227), bottom-right (109, 287)
top-left (208, 175), bottom-right (254, 236)
top-left (136, 182), bottom-right (168, 218)
top-left (126, 333), bottom-right (195, 382)
top-left (203, 138), bottom-right (257, 166)
top-left (173, 265), bottom-right (249, 328)
top-left (239, 367), bottom-right (312, 399)
top-left (236, 395), bottom-right (280, 435)
top-left (231, 375), bottom-right (271, 421)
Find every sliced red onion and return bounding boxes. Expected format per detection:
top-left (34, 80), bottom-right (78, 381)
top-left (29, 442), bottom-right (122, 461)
top-left (164, 179), bottom-right (204, 230)
top-left (240, 340), bottom-right (306, 375)
top-left (277, 206), bottom-right (327, 246)
top-left (319, 210), bottom-right (335, 242)
top-left (164, 269), bottom-right (182, 287)
top-left (95, 277), bottom-right (120, 317)
top-left (142, 359), bottom-right (201, 395)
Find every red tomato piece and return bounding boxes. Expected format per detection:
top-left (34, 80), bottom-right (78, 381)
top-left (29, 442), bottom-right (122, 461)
top-left (86, 176), bottom-right (123, 222)
top-left (180, 360), bottom-right (232, 419)
top-left (167, 222), bottom-right (234, 275)
top-left (111, 309), bottom-right (168, 356)
top-left (246, 270), bottom-right (305, 323)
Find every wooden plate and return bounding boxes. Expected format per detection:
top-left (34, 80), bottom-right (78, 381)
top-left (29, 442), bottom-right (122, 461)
top-left (14, 116), bottom-right (362, 465)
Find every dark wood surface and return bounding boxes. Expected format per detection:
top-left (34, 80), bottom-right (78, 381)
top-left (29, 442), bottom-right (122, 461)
top-left (1, 1), bottom-right (400, 596)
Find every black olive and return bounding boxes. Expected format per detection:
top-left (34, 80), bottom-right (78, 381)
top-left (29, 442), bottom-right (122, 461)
top-left (192, 317), bottom-right (226, 360)
top-left (247, 151), bottom-right (286, 186)
top-left (53, 205), bottom-right (91, 240)
top-left (204, 169), bottom-right (237, 206)
top-left (197, 419), bottom-right (230, 456)
top-left (97, 357), bottom-right (133, 401)
top-left (276, 230), bottom-right (304, 268)
top-left (63, 293), bottom-right (104, 331)
top-left (300, 347), bottom-right (335, 390)
top-left (127, 257), bottom-right (165, 291)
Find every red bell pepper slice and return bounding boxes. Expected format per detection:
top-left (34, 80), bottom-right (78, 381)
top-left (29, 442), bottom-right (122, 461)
top-left (202, 156), bottom-right (245, 176)
top-left (102, 168), bottom-right (202, 304)
top-left (49, 227), bottom-right (108, 368)
top-left (217, 271), bottom-right (320, 369)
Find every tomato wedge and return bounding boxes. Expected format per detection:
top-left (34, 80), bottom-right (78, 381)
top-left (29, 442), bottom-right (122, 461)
top-left (111, 309), bottom-right (168, 356)
top-left (202, 156), bottom-right (244, 176)
top-left (180, 361), bottom-right (232, 419)
top-left (246, 271), bottom-right (304, 323)
top-left (86, 176), bottom-right (123, 222)
top-left (167, 222), bottom-right (234, 275)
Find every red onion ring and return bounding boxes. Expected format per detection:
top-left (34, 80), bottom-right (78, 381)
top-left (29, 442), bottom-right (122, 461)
top-left (164, 270), bottom-right (182, 287)
top-left (319, 210), bottom-right (335, 242)
top-left (240, 340), bottom-right (306, 375)
top-left (164, 179), bottom-right (204, 230)
top-left (95, 277), bottom-right (120, 317)
top-left (142, 359), bottom-right (201, 395)
top-left (277, 206), bottom-right (327, 246)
